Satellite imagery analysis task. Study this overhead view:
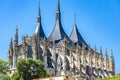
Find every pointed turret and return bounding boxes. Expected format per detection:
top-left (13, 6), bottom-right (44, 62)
top-left (8, 38), bottom-right (13, 67)
top-left (94, 45), bottom-right (97, 52)
top-left (10, 38), bottom-right (13, 49)
top-left (8, 37), bottom-right (13, 57)
top-left (110, 50), bottom-right (114, 62)
top-left (104, 48), bottom-right (109, 70)
top-left (100, 47), bottom-right (102, 54)
top-left (34, 1), bottom-right (46, 38)
top-left (48, 0), bottom-right (70, 42)
top-left (100, 47), bottom-right (103, 58)
top-left (105, 48), bottom-right (108, 61)
top-left (109, 50), bottom-right (115, 75)
top-left (70, 15), bottom-right (88, 47)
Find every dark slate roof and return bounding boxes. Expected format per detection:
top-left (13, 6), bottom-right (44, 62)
top-left (70, 23), bottom-right (88, 47)
top-left (48, 0), bottom-right (70, 42)
top-left (34, 3), bottom-right (46, 38)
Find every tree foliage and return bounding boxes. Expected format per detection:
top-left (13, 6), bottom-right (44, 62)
top-left (12, 58), bottom-right (49, 80)
top-left (0, 59), bottom-right (10, 80)
top-left (0, 59), bottom-right (9, 74)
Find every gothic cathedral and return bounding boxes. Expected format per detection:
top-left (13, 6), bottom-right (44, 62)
top-left (8, 0), bottom-right (115, 79)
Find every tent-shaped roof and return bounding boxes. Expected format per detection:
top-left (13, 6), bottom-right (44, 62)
top-left (48, 0), bottom-right (70, 42)
top-left (34, 2), bottom-right (46, 38)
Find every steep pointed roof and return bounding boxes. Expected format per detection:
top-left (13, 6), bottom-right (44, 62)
top-left (34, 1), bottom-right (46, 38)
top-left (70, 16), bottom-right (87, 47)
top-left (48, 0), bottom-right (70, 42)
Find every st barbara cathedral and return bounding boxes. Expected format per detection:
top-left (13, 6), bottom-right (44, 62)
top-left (8, 0), bottom-right (115, 79)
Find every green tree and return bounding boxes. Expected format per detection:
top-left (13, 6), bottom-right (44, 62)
top-left (0, 59), bottom-right (10, 80)
top-left (0, 59), bottom-right (9, 74)
top-left (12, 58), bottom-right (49, 80)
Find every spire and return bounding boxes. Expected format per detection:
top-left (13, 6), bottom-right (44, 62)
top-left (10, 37), bottom-right (13, 49)
top-left (100, 47), bottom-right (103, 56)
top-left (15, 26), bottom-right (18, 41)
top-left (100, 47), bottom-right (102, 53)
top-left (70, 15), bottom-right (88, 47)
top-left (34, 1), bottom-right (46, 38)
top-left (94, 45), bottom-right (97, 52)
top-left (37, 0), bottom-right (41, 23)
top-left (48, 0), bottom-right (70, 42)
top-left (14, 26), bottom-right (18, 47)
top-left (105, 48), bottom-right (108, 61)
top-left (110, 50), bottom-right (115, 75)
top-left (110, 50), bottom-right (114, 62)
top-left (56, 0), bottom-right (60, 20)
top-left (105, 48), bottom-right (108, 57)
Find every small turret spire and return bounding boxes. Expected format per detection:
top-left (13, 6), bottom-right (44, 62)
top-left (94, 45), bottom-right (97, 52)
top-left (105, 48), bottom-right (108, 58)
top-left (14, 25), bottom-right (18, 47)
top-left (99, 47), bottom-right (103, 60)
top-left (110, 50), bottom-right (113, 61)
top-left (100, 47), bottom-right (102, 53)
top-left (10, 37), bottom-right (13, 49)
top-left (110, 50), bottom-right (115, 75)
top-left (105, 48), bottom-right (109, 63)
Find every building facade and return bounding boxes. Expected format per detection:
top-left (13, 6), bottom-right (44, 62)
top-left (8, 0), bottom-right (115, 79)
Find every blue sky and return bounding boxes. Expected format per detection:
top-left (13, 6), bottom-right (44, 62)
top-left (0, 0), bottom-right (120, 74)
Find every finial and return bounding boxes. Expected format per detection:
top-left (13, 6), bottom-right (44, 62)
top-left (9, 37), bottom-right (13, 49)
top-left (43, 36), bottom-right (47, 41)
top-left (57, 0), bottom-right (60, 13)
top-left (74, 14), bottom-right (76, 25)
top-left (56, 0), bottom-right (60, 19)
top-left (110, 50), bottom-right (114, 62)
top-left (88, 43), bottom-right (91, 50)
top-left (82, 42), bottom-right (85, 49)
top-left (16, 25), bottom-right (18, 32)
top-left (110, 50), bottom-right (113, 57)
top-left (37, 0), bottom-right (41, 22)
top-left (15, 25), bottom-right (18, 44)
top-left (100, 46), bottom-right (102, 53)
top-left (10, 37), bottom-right (13, 45)
top-left (38, 0), bottom-right (40, 16)
top-left (63, 36), bottom-right (67, 42)
top-left (10, 37), bottom-right (12, 42)
top-left (105, 48), bottom-right (108, 57)
top-left (76, 42), bottom-right (79, 48)
top-left (94, 45), bottom-right (96, 52)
